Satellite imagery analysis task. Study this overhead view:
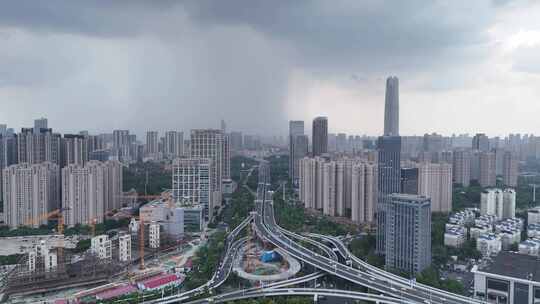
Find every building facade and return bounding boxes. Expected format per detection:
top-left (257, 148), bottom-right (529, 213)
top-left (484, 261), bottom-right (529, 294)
top-left (312, 116), bottom-right (328, 157)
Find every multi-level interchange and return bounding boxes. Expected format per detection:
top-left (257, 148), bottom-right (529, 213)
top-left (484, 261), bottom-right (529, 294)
top-left (148, 163), bottom-right (484, 304)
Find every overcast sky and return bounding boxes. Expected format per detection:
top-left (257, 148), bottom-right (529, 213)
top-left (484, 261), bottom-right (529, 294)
top-left (1, 0), bottom-right (540, 137)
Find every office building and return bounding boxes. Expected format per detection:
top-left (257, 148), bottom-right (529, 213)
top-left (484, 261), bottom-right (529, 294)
top-left (473, 133), bottom-right (490, 152)
top-left (376, 135), bottom-right (401, 253)
top-left (503, 151), bottom-right (519, 187)
top-left (62, 160), bottom-right (123, 227)
top-left (3, 162), bottom-right (60, 228)
top-left (312, 116), bottom-right (328, 156)
top-left (289, 121), bottom-right (308, 185)
top-left (34, 117), bottom-right (48, 131)
top-left (384, 194), bottom-right (431, 276)
top-left (384, 76), bottom-right (399, 136)
top-left (400, 167), bottom-right (419, 195)
top-left (190, 129), bottom-right (223, 219)
top-left (172, 158), bottom-right (211, 220)
top-left (453, 150), bottom-right (471, 187)
top-left (479, 152), bottom-right (496, 187)
top-left (145, 131), bottom-right (159, 159)
top-left (417, 162), bottom-right (453, 212)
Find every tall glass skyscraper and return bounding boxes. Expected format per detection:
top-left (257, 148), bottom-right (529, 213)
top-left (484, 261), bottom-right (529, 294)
top-left (376, 76), bottom-right (402, 254)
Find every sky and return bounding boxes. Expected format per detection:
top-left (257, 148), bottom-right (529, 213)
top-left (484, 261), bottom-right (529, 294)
top-left (1, 0), bottom-right (540, 137)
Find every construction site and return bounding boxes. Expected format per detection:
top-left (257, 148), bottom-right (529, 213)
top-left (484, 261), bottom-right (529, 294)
top-left (233, 222), bottom-right (300, 283)
top-left (1, 192), bottom-right (204, 303)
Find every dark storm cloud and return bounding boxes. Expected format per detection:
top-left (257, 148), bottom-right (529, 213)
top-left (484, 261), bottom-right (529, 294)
top-left (0, 1), bottom-right (527, 136)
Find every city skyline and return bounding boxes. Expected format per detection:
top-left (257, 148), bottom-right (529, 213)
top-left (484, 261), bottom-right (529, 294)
top-left (1, 2), bottom-right (540, 136)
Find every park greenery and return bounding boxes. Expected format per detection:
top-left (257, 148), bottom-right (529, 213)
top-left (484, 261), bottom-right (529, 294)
top-left (231, 155), bottom-right (258, 183)
top-left (218, 186), bottom-right (255, 231)
top-left (184, 231), bottom-right (226, 290)
top-left (0, 254), bottom-right (23, 266)
top-left (123, 161), bottom-right (171, 195)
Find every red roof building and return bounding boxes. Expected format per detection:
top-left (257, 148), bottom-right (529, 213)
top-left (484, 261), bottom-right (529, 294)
top-left (96, 284), bottom-right (138, 300)
top-left (137, 273), bottom-right (184, 291)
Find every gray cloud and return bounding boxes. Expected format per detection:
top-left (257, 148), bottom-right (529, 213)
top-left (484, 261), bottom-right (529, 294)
top-left (0, 1), bottom-right (538, 136)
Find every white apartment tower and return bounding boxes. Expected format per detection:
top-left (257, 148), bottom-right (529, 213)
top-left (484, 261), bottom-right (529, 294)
top-left (91, 235), bottom-right (112, 260)
top-left (3, 162), bottom-right (60, 228)
top-left (351, 162), bottom-right (378, 223)
top-left (190, 129), bottom-right (223, 219)
top-left (62, 160), bottom-right (123, 227)
top-left (118, 233), bottom-right (131, 262)
top-left (417, 162), bottom-right (453, 212)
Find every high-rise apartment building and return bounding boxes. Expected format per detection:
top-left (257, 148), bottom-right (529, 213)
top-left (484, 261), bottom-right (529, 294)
top-left (384, 76), bottom-right (399, 136)
top-left (34, 118), bottom-right (48, 131)
top-left (3, 162), bottom-right (60, 228)
top-left (172, 158), bottom-right (211, 221)
top-left (473, 133), bottom-right (490, 152)
top-left (17, 128), bottom-right (62, 165)
top-left (351, 162), bottom-right (378, 223)
top-left (312, 117), bottom-right (328, 156)
top-left (190, 129), bottom-right (223, 219)
top-left (112, 130), bottom-right (131, 162)
top-left (164, 131), bottom-right (184, 159)
top-left (503, 151), bottom-right (518, 187)
top-left (384, 194), bottom-right (431, 275)
top-left (145, 131), bottom-right (159, 159)
top-left (62, 134), bottom-right (88, 167)
top-left (453, 150), bottom-right (471, 187)
top-left (230, 131), bottom-right (243, 151)
top-left (62, 160), bottom-right (123, 227)
top-left (417, 162), bottom-right (453, 212)
top-left (479, 152), bottom-right (496, 187)
top-left (481, 188), bottom-right (516, 219)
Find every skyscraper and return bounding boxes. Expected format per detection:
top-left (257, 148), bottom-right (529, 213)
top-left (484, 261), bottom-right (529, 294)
top-left (384, 76), bottom-right (399, 136)
top-left (479, 151), bottom-right (496, 187)
top-left (312, 116), bottom-right (328, 156)
top-left (164, 131), bottom-right (184, 159)
top-left (351, 162), bottom-right (378, 223)
top-left (17, 127), bottom-right (61, 166)
top-left (384, 194), bottom-right (431, 275)
top-left (377, 76), bottom-right (401, 253)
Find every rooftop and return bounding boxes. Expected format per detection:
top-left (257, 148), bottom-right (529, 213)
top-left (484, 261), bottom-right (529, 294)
top-left (479, 252), bottom-right (540, 282)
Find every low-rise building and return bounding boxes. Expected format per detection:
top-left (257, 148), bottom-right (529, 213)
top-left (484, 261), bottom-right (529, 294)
top-left (528, 207), bottom-right (540, 225)
top-left (499, 229), bottom-right (521, 250)
top-left (444, 226), bottom-right (467, 248)
top-left (528, 223), bottom-right (540, 238)
top-left (472, 252), bottom-right (540, 304)
top-left (118, 234), bottom-right (131, 262)
top-left (448, 209), bottom-right (476, 226)
top-left (477, 233), bottom-right (502, 257)
top-left (91, 235), bottom-right (112, 260)
top-left (519, 239), bottom-right (540, 256)
top-left (149, 222), bottom-right (160, 249)
top-left (470, 224), bottom-right (493, 239)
